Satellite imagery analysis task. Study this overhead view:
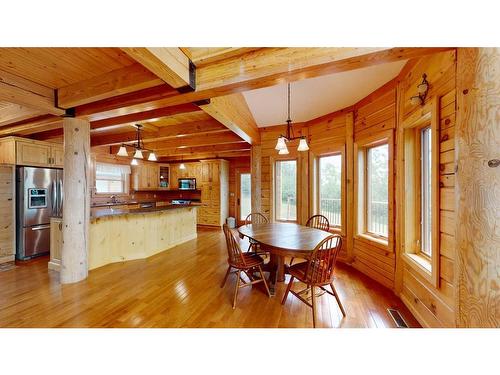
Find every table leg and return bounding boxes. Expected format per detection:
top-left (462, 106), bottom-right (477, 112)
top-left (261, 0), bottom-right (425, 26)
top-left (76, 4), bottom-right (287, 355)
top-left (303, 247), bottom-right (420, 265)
top-left (266, 254), bottom-right (279, 296)
top-left (277, 255), bottom-right (285, 282)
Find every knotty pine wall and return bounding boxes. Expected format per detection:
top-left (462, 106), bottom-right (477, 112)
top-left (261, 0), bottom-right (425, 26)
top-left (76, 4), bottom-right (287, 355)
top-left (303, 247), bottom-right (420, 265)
top-left (398, 50), bottom-right (457, 327)
top-left (253, 50), bottom-right (460, 327)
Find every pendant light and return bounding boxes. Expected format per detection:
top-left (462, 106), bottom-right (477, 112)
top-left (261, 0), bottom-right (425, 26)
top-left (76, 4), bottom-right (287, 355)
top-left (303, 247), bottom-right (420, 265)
top-left (275, 83), bottom-right (309, 154)
top-left (116, 124), bottom-right (158, 162)
top-left (117, 145), bottom-right (128, 157)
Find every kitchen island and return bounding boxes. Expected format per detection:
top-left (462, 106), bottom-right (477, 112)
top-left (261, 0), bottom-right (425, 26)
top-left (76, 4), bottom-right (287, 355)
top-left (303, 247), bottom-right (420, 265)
top-left (50, 204), bottom-right (199, 271)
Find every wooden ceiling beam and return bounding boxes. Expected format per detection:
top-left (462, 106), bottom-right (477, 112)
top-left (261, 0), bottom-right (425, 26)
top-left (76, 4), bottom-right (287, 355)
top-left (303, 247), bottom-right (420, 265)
top-left (109, 131), bottom-right (244, 153)
top-left (57, 63), bottom-right (164, 108)
top-left (0, 103), bottom-right (41, 127)
top-left (199, 93), bottom-right (260, 145)
top-left (0, 70), bottom-right (64, 115)
top-left (90, 119), bottom-right (227, 147)
top-left (122, 48), bottom-right (194, 90)
top-left (157, 150), bottom-right (250, 162)
top-left (154, 142), bottom-right (251, 157)
top-left (0, 115), bottom-right (62, 136)
top-left (74, 84), bottom-right (179, 121)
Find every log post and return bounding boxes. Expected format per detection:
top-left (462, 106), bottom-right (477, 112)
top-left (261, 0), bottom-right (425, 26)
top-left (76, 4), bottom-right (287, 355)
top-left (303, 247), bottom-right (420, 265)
top-left (345, 112), bottom-right (355, 264)
top-left (251, 144), bottom-right (262, 214)
top-left (455, 48), bottom-right (500, 327)
top-left (60, 117), bottom-right (91, 284)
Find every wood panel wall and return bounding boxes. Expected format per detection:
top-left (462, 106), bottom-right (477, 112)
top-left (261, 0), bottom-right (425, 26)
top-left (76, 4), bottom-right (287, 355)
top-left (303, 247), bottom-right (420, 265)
top-left (0, 165), bottom-right (15, 264)
top-left (398, 50), bottom-right (458, 327)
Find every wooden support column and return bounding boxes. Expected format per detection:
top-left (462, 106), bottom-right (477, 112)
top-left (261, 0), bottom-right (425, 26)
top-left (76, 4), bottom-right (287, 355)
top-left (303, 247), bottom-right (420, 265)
top-left (60, 117), bottom-right (91, 284)
top-left (251, 144), bottom-right (262, 214)
top-left (455, 48), bottom-right (500, 327)
top-left (345, 112), bottom-right (355, 263)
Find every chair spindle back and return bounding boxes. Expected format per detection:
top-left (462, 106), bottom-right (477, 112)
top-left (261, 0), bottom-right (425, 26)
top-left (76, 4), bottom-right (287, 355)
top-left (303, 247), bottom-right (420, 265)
top-left (304, 234), bottom-right (342, 285)
top-left (222, 224), bottom-right (246, 268)
top-left (244, 212), bottom-right (269, 225)
top-left (306, 215), bottom-right (330, 231)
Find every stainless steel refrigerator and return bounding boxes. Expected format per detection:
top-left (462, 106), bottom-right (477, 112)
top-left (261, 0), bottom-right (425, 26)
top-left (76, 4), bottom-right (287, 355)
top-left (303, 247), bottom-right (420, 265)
top-left (16, 166), bottom-right (63, 260)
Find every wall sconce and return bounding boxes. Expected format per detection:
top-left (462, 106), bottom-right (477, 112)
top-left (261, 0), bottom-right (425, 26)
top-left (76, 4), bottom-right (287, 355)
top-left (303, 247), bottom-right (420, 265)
top-left (410, 74), bottom-right (429, 106)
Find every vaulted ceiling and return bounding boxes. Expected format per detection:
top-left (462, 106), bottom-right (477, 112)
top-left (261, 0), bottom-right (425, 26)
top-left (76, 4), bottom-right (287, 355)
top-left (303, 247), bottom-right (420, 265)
top-left (0, 47), bottom-right (451, 162)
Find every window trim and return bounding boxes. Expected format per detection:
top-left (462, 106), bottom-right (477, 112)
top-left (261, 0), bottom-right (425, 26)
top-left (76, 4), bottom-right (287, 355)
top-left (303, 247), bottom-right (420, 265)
top-left (400, 98), bottom-right (440, 288)
top-left (354, 130), bottom-right (394, 250)
top-left (273, 158), bottom-right (299, 223)
top-left (314, 149), bottom-right (345, 234)
top-left (94, 161), bottom-right (131, 196)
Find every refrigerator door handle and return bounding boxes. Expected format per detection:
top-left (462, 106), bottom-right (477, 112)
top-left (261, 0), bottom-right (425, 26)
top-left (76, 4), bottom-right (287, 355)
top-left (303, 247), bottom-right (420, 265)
top-left (58, 178), bottom-right (64, 216)
top-left (31, 224), bottom-right (51, 231)
top-left (51, 180), bottom-right (56, 213)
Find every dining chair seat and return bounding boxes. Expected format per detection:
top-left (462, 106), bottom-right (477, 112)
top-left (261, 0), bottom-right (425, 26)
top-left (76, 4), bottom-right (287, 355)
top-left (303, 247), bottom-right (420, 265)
top-left (229, 253), bottom-right (265, 268)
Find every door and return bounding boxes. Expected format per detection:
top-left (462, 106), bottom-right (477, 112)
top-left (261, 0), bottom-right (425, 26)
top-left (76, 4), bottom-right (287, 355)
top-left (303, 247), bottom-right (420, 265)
top-left (236, 169), bottom-right (251, 226)
top-left (16, 141), bottom-right (51, 167)
top-left (51, 145), bottom-right (64, 167)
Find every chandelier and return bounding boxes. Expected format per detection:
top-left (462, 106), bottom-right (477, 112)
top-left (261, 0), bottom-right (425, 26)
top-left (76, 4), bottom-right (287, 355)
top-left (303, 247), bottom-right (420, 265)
top-left (275, 83), bottom-right (309, 154)
top-left (116, 124), bottom-right (157, 165)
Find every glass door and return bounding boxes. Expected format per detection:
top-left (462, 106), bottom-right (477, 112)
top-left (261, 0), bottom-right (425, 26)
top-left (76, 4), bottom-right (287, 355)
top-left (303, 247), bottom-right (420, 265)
top-left (237, 171), bottom-right (251, 225)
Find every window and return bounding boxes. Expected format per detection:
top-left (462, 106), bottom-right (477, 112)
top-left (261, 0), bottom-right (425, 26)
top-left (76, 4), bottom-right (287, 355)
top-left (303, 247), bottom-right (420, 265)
top-left (420, 127), bottom-right (432, 257)
top-left (275, 160), bottom-right (297, 221)
top-left (317, 154), bottom-right (342, 227)
top-left (366, 144), bottom-right (389, 238)
top-left (239, 173), bottom-right (251, 221)
top-left (95, 162), bottom-right (131, 194)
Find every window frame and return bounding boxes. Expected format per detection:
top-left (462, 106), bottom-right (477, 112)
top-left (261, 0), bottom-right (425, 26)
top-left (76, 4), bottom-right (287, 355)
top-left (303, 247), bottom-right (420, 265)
top-left (400, 98), bottom-right (440, 288)
top-left (94, 161), bottom-right (130, 196)
top-left (354, 130), bottom-right (394, 250)
top-left (273, 158), bottom-right (299, 223)
top-left (314, 150), bottom-right (345, 233)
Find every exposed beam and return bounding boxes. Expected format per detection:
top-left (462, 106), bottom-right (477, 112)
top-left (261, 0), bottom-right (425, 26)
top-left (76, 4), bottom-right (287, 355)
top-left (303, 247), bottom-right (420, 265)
top-left (0, 103), bottom-right (41, 127)
top-left (0, 70), bottom-right (64, 115)
top-left (110, 131), bottom-right (244, 153)
top-left (57, 64), bottom-right (164, 108)
top-left (154, 142), bottom-right (251, 157)
top-left (90, 120), bottom-right (227, 147)
top-left (199, 93), bottom-right (260, 144)
top-left (74, 85), bottom-right (179, 120)
top-left (122, 48), bottom-right (194, 90)
top-left (101, 48), bottom-right (451, 118)
top-left (0, 115), bottom-right (62, 136)
top-left (181, 47), bottom-right (260, 67)
top-left (158, 150), bottom-right (250, 162)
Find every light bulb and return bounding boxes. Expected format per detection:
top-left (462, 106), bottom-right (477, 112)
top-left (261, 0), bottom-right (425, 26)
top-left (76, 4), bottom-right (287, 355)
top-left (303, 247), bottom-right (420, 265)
top-left (133, 149), bottom-right (143, 159)
top-left (148, 152), bottom-right (157, 161)
top-left (417, 82), bottom-right (428, 94)
top-left (275, 136), bottom-right (287, 151)
top-left (130, 158), bottom-right (138, 166)
top-left (179, 163), bottom-right (186, 170)
top-left (297, 138), bottom-right (309, 151)
top-left (117, 146), bottom-right (128, 157)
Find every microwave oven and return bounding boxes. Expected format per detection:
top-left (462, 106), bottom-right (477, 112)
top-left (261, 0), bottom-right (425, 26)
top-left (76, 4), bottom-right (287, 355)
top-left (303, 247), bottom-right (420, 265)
top-left (178, 178), bottom-right (196, 190)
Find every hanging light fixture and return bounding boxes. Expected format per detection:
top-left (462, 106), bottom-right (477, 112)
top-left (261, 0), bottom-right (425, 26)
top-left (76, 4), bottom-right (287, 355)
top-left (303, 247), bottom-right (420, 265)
top-left (116, 124), bottom-right (158, 163)
top-left (275, 83), bottom-right (309, 154)
top-left (179, 163), bottom-right (186, 170)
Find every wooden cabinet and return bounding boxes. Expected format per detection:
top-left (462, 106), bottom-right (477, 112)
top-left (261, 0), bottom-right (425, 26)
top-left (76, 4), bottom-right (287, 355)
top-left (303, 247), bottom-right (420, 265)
top-left (48, 217), bottom-right (62, 271)
top-left (0, 165), bottom-right (15, 264)
top-left (197, 160), bottom-right (229, 227)
top-left (0, 137), bottom-right (63, 168)
top-left (131, 162), bottom-right (160, 190)
top-left (159, 164), bottom-right (170, 188)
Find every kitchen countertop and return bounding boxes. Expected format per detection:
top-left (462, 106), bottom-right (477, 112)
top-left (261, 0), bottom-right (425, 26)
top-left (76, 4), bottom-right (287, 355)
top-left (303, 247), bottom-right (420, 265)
top-left (90, 203), bottom-right (201, 220)
top-left (91, 200), bottom-right (154, 208)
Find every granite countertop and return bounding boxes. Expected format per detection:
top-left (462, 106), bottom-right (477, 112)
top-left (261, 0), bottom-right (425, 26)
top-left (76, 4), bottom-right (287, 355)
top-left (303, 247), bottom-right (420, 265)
top-left (90, 203), bottom-right (201, 220)
top-left (91, 200), bottom-right (155, 208)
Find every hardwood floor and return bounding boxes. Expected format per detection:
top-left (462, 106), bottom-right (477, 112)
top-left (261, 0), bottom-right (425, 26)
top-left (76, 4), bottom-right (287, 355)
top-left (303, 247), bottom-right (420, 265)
top-left (0, 227), bottom-right (420, 328)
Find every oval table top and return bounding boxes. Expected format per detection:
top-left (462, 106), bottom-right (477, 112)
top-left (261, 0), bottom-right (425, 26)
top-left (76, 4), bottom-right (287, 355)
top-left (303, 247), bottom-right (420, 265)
top-left (237, 222), bottom-right (332, 256)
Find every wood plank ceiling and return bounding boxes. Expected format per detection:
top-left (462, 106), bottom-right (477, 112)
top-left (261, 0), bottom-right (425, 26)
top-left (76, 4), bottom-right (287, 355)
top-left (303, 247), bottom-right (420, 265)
top-left (0, 47), bottom-right (452, 162)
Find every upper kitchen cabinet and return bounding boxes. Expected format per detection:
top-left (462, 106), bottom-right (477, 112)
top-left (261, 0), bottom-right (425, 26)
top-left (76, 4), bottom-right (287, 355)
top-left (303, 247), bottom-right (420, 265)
top-left (131, 162), bottom-right (160, 190)
top-left (0, 137), bottom-right (63, 168)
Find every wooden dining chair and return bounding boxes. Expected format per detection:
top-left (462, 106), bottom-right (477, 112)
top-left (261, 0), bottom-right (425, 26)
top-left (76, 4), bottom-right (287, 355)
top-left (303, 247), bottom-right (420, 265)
top-left (289, 214), bottom-right (330, 266)
top-left (243, 212), bottom-right (269, 254)
top-left (221, 224), bottom-right (271, 309)
top-left (281, 234), bottom-right (345, 328)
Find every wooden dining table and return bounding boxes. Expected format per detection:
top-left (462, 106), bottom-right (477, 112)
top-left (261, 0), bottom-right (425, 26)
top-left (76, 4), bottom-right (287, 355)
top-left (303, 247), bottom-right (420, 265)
top-left (237, 222), bottom-right (332, 295)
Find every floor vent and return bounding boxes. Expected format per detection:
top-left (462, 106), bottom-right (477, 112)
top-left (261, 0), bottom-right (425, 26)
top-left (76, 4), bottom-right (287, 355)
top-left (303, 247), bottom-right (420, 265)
top-left (387, 308), bottom-right (409, 328)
